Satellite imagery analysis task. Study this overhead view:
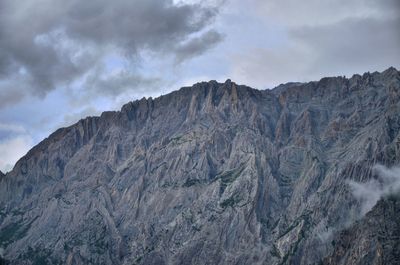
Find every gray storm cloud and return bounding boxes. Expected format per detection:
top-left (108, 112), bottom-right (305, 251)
top-left (348, 164), bottom-right (400, 216)
top-left (0, 0), bottom-right (222, 106)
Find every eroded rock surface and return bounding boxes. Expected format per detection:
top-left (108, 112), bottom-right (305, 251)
top-left (324, 197), bottom-right (400, 265)
top-left (0, 67), bottom-right (399, 264)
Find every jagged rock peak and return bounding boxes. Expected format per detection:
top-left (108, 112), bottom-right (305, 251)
top-left (383, 66), bottom-right (398, 73)
top-left (274, 67), bottom-right (399, 94)
top-left (0, 67), bottom-right (399, 264)
top-left (118, 67), bottom-right (399, 119)
top-left (382, 66), bottom-right (400, 80)
top-left (119, 78), bottom-right (266, 123)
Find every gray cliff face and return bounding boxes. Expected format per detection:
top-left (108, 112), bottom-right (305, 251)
top-left (0, 68), bottom-right (399, 264)
top-left (324, 196), bottom-right (400, 265)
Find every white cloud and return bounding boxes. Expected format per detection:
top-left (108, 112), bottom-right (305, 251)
top-left (0, 122), bottom-right (26, 134)
top-left (0, 134), bottom-right (33, 173)
top-left (348, 164), bottom-right (400, 216)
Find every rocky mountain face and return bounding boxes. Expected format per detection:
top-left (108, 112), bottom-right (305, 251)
top-left (324, 196), bottom-right (400, 265)
top-left (0, 67), bottom-right (399, 265)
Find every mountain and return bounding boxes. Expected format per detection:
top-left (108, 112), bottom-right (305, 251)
top-left (0, 67), bottom-right (399, 265)
top-left (324, 196), bottom-right (400, 265)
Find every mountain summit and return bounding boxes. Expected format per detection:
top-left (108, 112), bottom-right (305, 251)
top-left (0, 68), bottom-right (399, 264)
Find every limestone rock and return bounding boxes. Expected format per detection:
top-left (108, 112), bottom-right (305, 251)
top-left (0, 67), bottom-right (399, 264)
top-left (324, 197), bottom-right (400, 265)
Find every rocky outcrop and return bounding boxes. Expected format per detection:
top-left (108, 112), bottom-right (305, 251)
top-left (0, 68), bottom-right (399, 264)
top-left (324, 196), bottom-right (400, 265)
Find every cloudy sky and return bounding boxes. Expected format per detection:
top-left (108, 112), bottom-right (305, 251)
top-left (0, 0), bottom-right (399, 172)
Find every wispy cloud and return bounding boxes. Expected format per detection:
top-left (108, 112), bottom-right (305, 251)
top-left (0, 134), bottom-right (33, 173)
top-left (0, 123), bottom-right (26, 134)
top-left (0, 122), bottom-right (33, 172)
top-left (348, 164), bottom-right (400, 216)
